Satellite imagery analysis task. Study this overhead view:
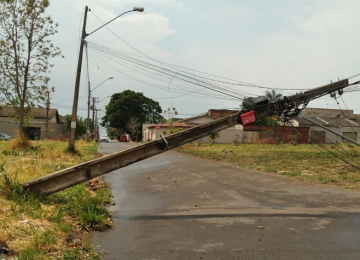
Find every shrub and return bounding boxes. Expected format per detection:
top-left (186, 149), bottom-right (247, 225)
top-left (9, 132), bottom-right (32, 150)
top-left (208, 132), bottom-right (220, 144)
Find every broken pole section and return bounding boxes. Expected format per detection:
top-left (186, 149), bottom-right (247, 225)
top-left (22, 114), bottom-right (239, 195)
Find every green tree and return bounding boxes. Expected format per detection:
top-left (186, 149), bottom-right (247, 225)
top-left (265, 89), bottom-right (282, 101)
top-left (64, 115), bottom-right (86, 139)
top-left (101, 90), bottom-right (162, 139)
top-left (241, 97), bottom-right (255, 110)
top-left (107, 127), bottom-right (121, 140)
top-left (0, 0), bottom-right (61, 135)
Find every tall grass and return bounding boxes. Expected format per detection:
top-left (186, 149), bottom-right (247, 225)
top-left (0, 140), bottom-right (112, 259)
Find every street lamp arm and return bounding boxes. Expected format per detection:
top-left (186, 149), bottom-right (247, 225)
top-left (91, 77), bottom-right (113, 92)
top-left (86, 7), bottom-right (144, 38)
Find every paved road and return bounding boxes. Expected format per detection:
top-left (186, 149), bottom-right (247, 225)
top-left (92, 141), bottom-right (360, 260)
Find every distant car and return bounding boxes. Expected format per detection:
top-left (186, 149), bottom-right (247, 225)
top-left (100, 136), bottom-right (109, 142)
top-left (0, 133), bottom-right (12, 141)
top-left (119, 135), bottom-right (127, 142)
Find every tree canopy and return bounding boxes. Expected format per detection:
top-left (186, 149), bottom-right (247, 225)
top-left (101, 90), bottom-right (162, 140)
top-left (64, 115), bottom-right (86, 139)
top-left (265, 89), bottom-right (282, 101)
top-left (241, 97), bottom-right (255, 110)
top-left (0, 0), bottom-right (60, 135)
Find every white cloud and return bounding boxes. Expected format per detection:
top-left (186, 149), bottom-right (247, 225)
top-left (297, 4), bottom-right (360, 34)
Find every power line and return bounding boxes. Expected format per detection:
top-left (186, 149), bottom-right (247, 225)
top-left (88, 12), bottom-right (308, 94)
top-left (88, 50), bottom-right (240, 101)
top-left (292, 125), bottom-right (360, 172)
top-left (337, 96), bottom-right (360, 140)
top-left (88, 43), bottom-right (250, 100)
top-left (88, 45), bottom-right (247, 101)
top-left (88, 43), bottom-right (257, 97)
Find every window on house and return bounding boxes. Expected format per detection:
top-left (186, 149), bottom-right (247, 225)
top-left (310, 131), bottom-right (326, 143)
top-left (342, 132), bottom-right (357, 143)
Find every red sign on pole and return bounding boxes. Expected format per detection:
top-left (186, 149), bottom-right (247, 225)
top-left (240, 111), bottom-right (256, 126)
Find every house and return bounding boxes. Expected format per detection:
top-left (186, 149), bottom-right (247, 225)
top-left (0, 106), bottom-right (65, 140)
top-left (178, 109), bottom-right (244, 143)
top-left (292, 108), bottom-right (360, 144)
top-left (142, 122), bottom-right (192, 142)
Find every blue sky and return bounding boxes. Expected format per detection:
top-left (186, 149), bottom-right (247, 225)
top-left (46, 0), bottom-right (360, 130)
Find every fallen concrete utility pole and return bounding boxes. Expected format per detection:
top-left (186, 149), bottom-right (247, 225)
top-left (22, 114), bottom-right (239, 195)
top-left (22, 77), bottom-right (356, 195)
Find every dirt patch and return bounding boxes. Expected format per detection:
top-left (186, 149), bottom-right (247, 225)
top-left (256, 137), bottom-right (279, 144)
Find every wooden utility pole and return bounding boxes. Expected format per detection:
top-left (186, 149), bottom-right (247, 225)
top-left (69, 6), bottom-right (88, 150)
top-left (92, 97), bottom-right (95, 139)
top-left (86, 80), bottom-right (91, 141)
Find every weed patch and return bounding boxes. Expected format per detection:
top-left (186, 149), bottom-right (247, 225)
top-left (0, 140), bottom-right (111, 259)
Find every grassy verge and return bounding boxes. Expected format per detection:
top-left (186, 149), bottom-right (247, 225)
top-left (0, 140), bottom-right (112, 259)
top-left (177, 143), bottom-right (360, 190)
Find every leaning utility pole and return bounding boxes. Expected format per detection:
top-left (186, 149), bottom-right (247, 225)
top-left (69, 6), bottom-right (88, 150)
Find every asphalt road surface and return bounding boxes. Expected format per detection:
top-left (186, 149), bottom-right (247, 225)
top-left (92, 141), bottom-right (360, 260)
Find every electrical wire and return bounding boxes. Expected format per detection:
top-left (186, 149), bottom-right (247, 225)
top-left (347, 72), bottom-right (360, 80)
top-left (291, 125), bottom-right (360, 172)
top-left (88, 46), bottom-right (245, 101)
top-left (89, 12), bottom-right (307, 94)
top-left (88, 43), bottom-right (258, 97)
top-left (88, 43), bottom-right (252, 100)
top-left (88, 50), bottom-right (240, 101)
top-left (337, 96), bottom-right (360, 140)
top-left (88, 10), bottom-right (360, 116)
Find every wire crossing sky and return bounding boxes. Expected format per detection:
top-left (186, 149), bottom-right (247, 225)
top-left (45, 0), bottom-right (360, 119)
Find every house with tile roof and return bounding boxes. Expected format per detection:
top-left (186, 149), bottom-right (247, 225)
top-left (0, 106), bottom-right (65, 140)
top-left (292, 108), bottom-right (360, 144)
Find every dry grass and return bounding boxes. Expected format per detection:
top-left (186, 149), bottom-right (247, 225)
top-left (177, 143), bottom-right (360, 190)
top-left (1, 139), bottom-right (97, 182)
top-left (0, 139), bottom-right (109, 259)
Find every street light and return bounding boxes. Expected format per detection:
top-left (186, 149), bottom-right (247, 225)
top-left (86, 77), bottom-right (113, 141)
top-left (69, 6), bottom-right (144, 150)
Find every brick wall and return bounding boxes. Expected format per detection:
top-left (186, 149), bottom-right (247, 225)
top-left (244, 125), bottom-right (310, 144)
top-left (209, 109), bottom-right (238, 119)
